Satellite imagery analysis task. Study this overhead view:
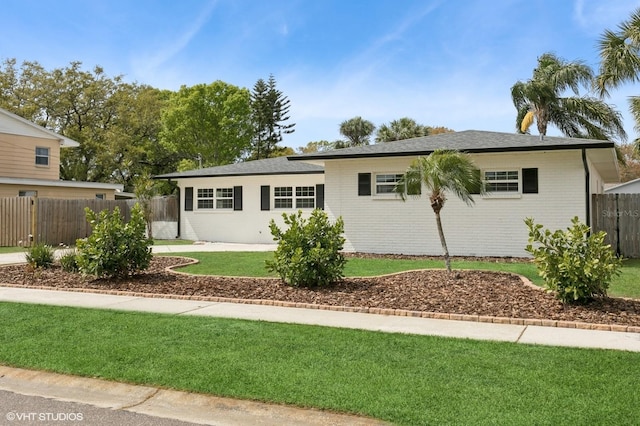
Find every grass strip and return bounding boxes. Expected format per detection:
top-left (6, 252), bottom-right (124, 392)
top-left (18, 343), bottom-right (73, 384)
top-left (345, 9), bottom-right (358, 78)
top-left (0, 302), bottom-right (638, 425)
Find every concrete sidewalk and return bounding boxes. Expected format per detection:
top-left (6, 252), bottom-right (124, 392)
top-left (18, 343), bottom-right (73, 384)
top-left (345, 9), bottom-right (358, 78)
top-left (1, 285), bottom-right (639, 352)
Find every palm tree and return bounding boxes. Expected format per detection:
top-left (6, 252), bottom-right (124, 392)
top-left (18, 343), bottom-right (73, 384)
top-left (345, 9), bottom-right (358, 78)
top-left (597, 8), bottom-right (640, 144)
top-left (375, 117), bottom-right (430, 142)
top-left (339, 116), bottom-right (375, 146)
top-left (511, 52), bottom-right (626, 142)
top-left (395, 149), bottom-right (484, 273)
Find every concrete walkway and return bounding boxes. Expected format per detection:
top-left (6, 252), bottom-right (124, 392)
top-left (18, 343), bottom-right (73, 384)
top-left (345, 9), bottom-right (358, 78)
top-left (1, 243), bottom-right (640, 424)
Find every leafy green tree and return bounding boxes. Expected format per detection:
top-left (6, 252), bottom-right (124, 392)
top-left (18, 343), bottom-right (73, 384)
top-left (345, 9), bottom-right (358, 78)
top-left (249, 74), bottom-right (295, 159)
top-left (395, 150), bottom-right (484, 273)
top-left (375, 117), bottom-right (430, 142)
top-left (511, 53), bottom-right (626, 141)
top-left (160, 81), bottom-right (252, 167)
top-left (0, 59), bottom-right (172, 190)
top-left (339, 116), bottom-right (375, 146)
top-left (297, 140), bottom-right (338, 153)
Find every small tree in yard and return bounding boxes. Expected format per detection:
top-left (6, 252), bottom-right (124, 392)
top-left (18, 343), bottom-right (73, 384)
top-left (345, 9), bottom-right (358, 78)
top-left (525, 217), bottom-right (622, 304)
top-left (395, 149), bottom-right (485, 273)
top-left (266, 209), bottom-right (346, 287)
top-left (76, 204), bottom-right (153, 279)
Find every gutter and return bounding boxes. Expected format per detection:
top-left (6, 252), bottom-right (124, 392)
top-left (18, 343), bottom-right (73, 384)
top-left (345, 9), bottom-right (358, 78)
top-left (582, 148), bottom-right (590, 227)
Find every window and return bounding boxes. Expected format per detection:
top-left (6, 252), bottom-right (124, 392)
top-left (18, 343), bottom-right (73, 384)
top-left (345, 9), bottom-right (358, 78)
top-left (197, 188), bottom-right (214, 209)
top-left (274, 186), bottom-right (293, 208)
top-left (216, 188), bottom-right (233, 209)
top-left (95, 193), bottom-right (106, 200)
top-left (35, 147), bottom-right (49, 166)
top-left (296, 186), bottom-right (315, 208)
top-left (375, 174), bottom-right (403, 194)
top-left (197, 188), bottom-right (233, 210)
top-left (484, 170), bottom-right (519, 193)
top-left (274, 186), bottom-right (316, 209)
top-left (19, 190), bottom-right (37, 197)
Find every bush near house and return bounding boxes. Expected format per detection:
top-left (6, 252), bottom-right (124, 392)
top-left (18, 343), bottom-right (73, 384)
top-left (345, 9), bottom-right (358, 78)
top-left (266, 209), bottom-right (346, 287)
top-left (525, 216), bottom-right (622, 304)
top-left (76, 204), bottom-right (153, 279)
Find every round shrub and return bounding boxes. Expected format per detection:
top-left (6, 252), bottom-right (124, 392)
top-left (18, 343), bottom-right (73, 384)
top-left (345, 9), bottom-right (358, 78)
top-left (266, 209), bottom-right (346, 287)
top-left (525, 216), bottom-right (622, 304)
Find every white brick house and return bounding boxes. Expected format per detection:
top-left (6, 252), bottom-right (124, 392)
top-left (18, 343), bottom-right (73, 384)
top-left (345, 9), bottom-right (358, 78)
top-left (157, 130), bottom-right (619, 257)
top-left (290, 130), bottom-right (619, 257)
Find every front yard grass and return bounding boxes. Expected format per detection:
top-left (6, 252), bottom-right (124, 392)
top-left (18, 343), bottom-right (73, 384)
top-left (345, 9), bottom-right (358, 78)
top-left (0, 302), bottom-right (638, 425)
top-left (169, 251), bottom-right (640, 298)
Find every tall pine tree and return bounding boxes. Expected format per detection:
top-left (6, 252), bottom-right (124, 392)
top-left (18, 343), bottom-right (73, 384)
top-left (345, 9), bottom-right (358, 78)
top-left (249, 74), bottom-right (295, 159)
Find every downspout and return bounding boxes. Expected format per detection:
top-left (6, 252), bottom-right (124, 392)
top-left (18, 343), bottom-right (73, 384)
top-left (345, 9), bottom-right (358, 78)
top-left (581, 148), bottom-right (590, 227)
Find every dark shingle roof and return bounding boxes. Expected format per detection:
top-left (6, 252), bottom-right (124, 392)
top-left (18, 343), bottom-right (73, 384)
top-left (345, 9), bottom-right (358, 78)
top-left (288, 130), bottom-right (615, 161)
top-left (154, 156), bottom-right (324, 179)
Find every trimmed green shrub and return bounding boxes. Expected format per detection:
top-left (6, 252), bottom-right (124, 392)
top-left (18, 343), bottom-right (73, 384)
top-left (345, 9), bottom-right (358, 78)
top-left (76, 203), bottom-right (153, 279)
top-left (25, 242), bottom-right (54, 269)
top-left (525, 216), bottom-right (622, 304)
top-left (266, 209), bottom-right (346, 287)
top-left (59, 250), bottom-right (79, 273)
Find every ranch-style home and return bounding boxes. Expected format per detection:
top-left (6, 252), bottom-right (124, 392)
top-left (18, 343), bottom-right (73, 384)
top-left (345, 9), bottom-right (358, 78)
top-left (157, 130), bottom-right (619, 257)
top-left (0, 107), bottom-right (123, 199)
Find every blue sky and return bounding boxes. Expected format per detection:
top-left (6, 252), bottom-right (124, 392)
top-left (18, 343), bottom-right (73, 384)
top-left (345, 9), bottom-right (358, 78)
top-left (2, 0), bottom-right (640, 149)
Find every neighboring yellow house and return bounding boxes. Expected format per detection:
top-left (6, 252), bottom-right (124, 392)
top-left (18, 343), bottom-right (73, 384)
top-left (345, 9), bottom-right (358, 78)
top-left (0, 107), bottom-right (122, 199)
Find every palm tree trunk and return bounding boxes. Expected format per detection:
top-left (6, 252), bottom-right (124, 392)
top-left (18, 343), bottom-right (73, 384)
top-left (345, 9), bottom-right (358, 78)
top-left (434, 211), bottom-right (451, 273)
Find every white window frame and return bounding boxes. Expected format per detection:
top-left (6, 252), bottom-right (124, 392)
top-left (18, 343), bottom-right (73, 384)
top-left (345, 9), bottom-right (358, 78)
top-left (95, 193), bottom-right (106, 200)
top-left (196, 188), bottom-right (234, 210)
top-left (274, 186), bottom-right (293, 209)
top-left (482, 170), bottom-right (522, 199)
top-left (375, 173), bottom-right (403, 195)
top-left (274, 186), bottom-right (316, 209)
top-left (19, 190), bottom-right (37, 197)
top-left (35, 147), bottom-right (50, 167)
top-left (295, 186), bottom-right (315, 209)
top-left (215, 188), bottom-right (233, 209)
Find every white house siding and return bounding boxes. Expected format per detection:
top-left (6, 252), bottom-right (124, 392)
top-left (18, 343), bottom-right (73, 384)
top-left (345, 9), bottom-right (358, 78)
top-left (176, 173), bottom-right (324, 244)
top-left (323, 150), bottom-right (592, 257)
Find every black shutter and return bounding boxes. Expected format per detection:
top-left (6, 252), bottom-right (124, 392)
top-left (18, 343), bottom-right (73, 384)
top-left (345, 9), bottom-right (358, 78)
top-left (522, 168), bottom-right (538, 194)
top-left (469, 169), bottom-right (482, 195)
top-left (233, 186), bottom-right (243, 211)
top-left (184, 187), bottom-right (194, 211)
top-left (316, 184), bottom-right (325, 210)
top-left (260, 185), bottom-right (270, 211)
top-left (358, 173), bottom-right (371, 196)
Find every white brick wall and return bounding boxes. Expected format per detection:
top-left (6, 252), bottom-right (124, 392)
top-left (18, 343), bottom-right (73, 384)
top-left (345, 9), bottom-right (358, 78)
top-left (324, 150), bottom-right (598, 257)
top-left (176, 174), bottom-right (324, 244)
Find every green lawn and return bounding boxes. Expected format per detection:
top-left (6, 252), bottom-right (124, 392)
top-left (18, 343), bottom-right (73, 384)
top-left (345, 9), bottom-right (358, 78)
top-left (168, 251), bottom-right (640, 298)
top-left (0, 247), bottom-right (25, 254)
top-left (152, 239), bottom-right (194, 245)
top-left (0, 302), bottom-right (638, 425)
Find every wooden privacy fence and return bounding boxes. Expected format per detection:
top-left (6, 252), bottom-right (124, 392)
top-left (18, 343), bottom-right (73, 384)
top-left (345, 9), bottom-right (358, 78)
top-left (592, 194), bottom-right (640, 258)
top-left (0, 196), bottom-right (178, 247)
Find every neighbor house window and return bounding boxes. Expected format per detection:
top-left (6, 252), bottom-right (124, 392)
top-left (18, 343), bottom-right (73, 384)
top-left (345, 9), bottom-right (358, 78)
top-left (484, 170), bottom-right (519, 193)
top-left (296, 186), bottom-right (315, 208)
top-left (375, 174), bottom-right (403, 194)
top-left (35, 147), bottom-right (49, 166)
top-left (18, 190), bottom-right (37, 197)
top-left (95, 194), bottom-right (106, 200)
top-left (197, 188), bottom-right (233, 210)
